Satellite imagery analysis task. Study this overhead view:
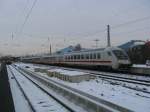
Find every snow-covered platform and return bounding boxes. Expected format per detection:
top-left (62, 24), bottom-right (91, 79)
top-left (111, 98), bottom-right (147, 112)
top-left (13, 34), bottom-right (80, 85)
top-left (131, 64), bottom-right (150, 75)
top-left (35, 68), bottom-right (91, 83)
top-left (48, 69), bottom-right (91, 83)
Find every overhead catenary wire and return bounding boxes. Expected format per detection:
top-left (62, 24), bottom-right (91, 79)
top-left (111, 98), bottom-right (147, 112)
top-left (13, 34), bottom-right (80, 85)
top-left (79, 16), bottom-right (150, 37)
top-left (111, 16), bottom-right (150, 29)
top-left (14, 0), bottom-right (30, 35)
top-left (112, 26), bottom-right (150, 36)
top-left (18, 0), bottom-right (37, 36)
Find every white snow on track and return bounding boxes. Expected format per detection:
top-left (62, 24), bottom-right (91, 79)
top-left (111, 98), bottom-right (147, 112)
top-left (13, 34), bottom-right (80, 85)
top-left (14, 63), bottom-right (150, 112)
top-left (133, 64), bottom-right (150, 68)
top-left (45, 76), bottom-right (150, 112)
top-left (16, 62), bottom-right (150, 81)
top-left (8, 65), bottom-right (70, 112)
top-left (7, 67), bottom-right (32, 112)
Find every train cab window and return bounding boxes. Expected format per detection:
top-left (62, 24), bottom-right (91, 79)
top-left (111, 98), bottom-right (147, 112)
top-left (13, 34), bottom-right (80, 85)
top-left (97, 53), bottom-right (101, 59)
top-left (107, 52), bottom-right (112, 56)
top-left (113, 50), bottom-right (128, 59)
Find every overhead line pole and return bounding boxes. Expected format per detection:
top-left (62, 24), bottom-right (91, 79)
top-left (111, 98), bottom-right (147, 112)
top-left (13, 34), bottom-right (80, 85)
top-left (48, 37), bottom-right (52, 55)
top-left (50, 44), bottom-right (52, 55)
top-left (107, 25), bottom-right (111, 47)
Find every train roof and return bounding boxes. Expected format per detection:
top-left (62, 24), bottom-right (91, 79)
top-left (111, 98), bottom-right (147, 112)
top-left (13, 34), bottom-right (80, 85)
top-left (63, 48), bottom-right (105, 54)
top-left (21, 47), bottom-right (121, 59)
top-left (62, 46), bottom-right (122, 55)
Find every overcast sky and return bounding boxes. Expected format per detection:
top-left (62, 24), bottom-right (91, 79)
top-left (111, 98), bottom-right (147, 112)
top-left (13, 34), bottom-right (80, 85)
top-left (0, 0), bottom-right (150, 56)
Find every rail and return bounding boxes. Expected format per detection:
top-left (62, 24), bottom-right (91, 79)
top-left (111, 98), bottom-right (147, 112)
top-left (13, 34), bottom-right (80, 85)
top-left (16, 65), bottom-right (133, 112)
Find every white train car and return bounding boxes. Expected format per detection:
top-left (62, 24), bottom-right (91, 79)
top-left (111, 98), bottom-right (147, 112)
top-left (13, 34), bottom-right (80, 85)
top-left (22, 47), bottom-right (131, 70)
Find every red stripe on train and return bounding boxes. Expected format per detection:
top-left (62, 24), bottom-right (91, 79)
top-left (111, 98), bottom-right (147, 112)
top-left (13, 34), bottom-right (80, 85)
top-left (63, 60), bottom-right (112, 63)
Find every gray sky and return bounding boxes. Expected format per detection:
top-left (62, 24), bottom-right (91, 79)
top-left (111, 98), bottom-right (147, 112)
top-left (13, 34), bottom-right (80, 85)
top-left (0, 0), bottom-right (150, 56)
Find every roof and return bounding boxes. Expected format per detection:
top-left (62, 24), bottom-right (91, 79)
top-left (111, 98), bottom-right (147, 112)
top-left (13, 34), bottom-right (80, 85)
top-left (119, 40), bottom-right (145, 51)
top-left (63, 48), bottom-right (105, 54)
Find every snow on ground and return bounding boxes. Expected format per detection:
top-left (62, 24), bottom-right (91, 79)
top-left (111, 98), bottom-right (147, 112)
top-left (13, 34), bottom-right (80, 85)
top-left (15, 63), bottom-right (150, 112)
top-left (7, 67), bottom-right (32, 112)
top-left (90, 70), bottom-right (150, 81)
top-left (103, 78), bottom-right (150, 93)
top-left (48, 77), bottom-right (150, 112)
top-left (15, 62), bottom-right (150, 81)
top-left (8, 65), bottom-right (70, 112)
top-left (133, 64), bottom-right (150, 68)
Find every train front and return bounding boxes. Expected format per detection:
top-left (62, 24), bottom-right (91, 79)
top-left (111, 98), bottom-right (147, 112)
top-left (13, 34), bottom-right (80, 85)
top-left (106, 47), bottom-right (132, 70)
top-left (110, 47), bottom-right (132, 70)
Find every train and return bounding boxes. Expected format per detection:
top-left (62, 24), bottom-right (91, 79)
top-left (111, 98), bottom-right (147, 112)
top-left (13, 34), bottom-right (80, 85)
top-left (21, 47), bottom-right (132, 70)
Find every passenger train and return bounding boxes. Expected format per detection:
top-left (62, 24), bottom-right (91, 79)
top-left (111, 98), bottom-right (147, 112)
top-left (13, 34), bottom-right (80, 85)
top-left (21, 47), bottom-right (132, 70)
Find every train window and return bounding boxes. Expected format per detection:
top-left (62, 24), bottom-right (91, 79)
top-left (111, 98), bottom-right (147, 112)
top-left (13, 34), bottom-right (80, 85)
top-left (90, 53), bottom-right (93, 59)
top-left (77, 55), bottom-right (80, 59)
top-left (78, 55), bottom-right (80, 59)
top-left (107, 52), bottom-right (112, 56)
top-left (76, 55), bottom-right (78, 59)
top-left (65, 56), bottom-right (67, 60)
top-left (74, 55), bottom-right (76, 59)
top-left (70, 56), bottom-right (72, 60)
top-left (93, 53), bottom-right (96, 59)
top-left (86, 54), bottom-right (89, 59)
top-left (71, 56), bottom-right (73, 60)
top-left (81, 55), bottom-right (84, 59)
top-left (97, 53), bottom-right (101, 59)
top-left (113, 50), bottom-right (128, 59)
top-left (67, 56), bottom-right (69, 60)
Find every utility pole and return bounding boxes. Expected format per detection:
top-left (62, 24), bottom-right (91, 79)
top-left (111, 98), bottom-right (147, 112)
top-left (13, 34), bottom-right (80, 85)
top-left (48, 37), bottom-right (52, 55)
top-left (50, 43), bottom-right (52, 55)
top-left (107, 25), bottom-right (111, 47)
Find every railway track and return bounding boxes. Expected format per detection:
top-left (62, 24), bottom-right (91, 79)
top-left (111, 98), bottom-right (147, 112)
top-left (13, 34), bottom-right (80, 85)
top-left (28, 64), bottom-right (150, 94)
top-left (91, 72), bottom-right (150, 86)
top-left (11, 64), bottom-right (133, 112)
top-left (28, 63), bottom-right (150, 85)
top-left (59, 67), bottom-right (150, 86)
top-left (8, 66), bottom-right (36, 112)
top-left (53, 67), bottom-right (150, 94)
top-left (15, 63), bottom-right (150, 94)
top-left (7, 65), bottom-right (74, 112)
